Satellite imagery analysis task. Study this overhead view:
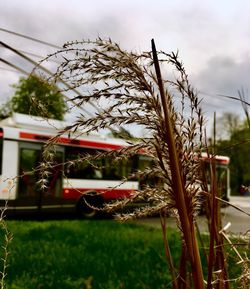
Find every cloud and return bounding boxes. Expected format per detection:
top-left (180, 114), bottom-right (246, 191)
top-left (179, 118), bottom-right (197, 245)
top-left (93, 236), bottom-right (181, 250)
top-left (189, 54), bottom-right (250, 134)
top-left (1, 0), bottom-right (250, 126)
top-left (194, 55), bottom-right (250, 98)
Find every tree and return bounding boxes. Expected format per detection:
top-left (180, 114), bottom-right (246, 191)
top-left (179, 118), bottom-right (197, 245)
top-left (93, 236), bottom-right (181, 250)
top-left (216, 112), bottom-right (240, 140)
top-left (0, 75), bottom-right (66, 120)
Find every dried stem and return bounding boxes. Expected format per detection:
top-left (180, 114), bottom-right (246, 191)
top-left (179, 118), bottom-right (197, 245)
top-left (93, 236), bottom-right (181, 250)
top-left (152, 39), bottom-right (204, 289)
top-left (33, 37), bottom-right (241, 288)
top-left (0, 204), bottom-right (12, 289)
top-left (160, 210), bottom-right (178, 289)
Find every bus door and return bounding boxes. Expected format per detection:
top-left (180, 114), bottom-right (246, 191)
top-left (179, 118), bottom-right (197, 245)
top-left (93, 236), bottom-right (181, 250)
top-left (41, 146), bottom-right (64, 211)
top-left (17, 143), bottom-right (64, 212)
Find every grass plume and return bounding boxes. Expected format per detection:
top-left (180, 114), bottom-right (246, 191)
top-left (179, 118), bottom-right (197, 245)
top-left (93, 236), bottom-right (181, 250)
top-left (33, 37), bottom-right (250, 288)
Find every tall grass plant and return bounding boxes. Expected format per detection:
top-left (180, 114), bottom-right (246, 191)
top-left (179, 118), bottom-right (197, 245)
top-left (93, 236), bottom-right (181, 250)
top-left (20, 38), bottom-right (250, 288)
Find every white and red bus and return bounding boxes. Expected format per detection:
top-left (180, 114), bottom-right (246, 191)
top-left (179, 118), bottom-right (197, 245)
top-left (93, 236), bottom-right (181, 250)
top-left (0, 113), bottom-right (154, 217)
top-left (200, 152), bottom-right (231, 201)
top-left (0, 113), bottom-right (231, 217)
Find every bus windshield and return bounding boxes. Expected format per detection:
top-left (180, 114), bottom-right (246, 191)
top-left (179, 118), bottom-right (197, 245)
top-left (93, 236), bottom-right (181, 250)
top-left (202, 158), bottom-right (230, 201)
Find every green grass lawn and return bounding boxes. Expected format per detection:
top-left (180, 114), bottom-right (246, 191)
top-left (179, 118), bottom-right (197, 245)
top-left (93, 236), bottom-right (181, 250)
top-left (0, 219), bottom-right (181, 289)
top-left (0, 218), bottom-right (248, 289)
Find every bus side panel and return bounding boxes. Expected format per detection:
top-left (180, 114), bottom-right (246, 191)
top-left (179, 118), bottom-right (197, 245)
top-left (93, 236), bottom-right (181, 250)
top-left (0, 140), bottom-right (18, 200)
top-left (62, 179), bottom-right (139, 200)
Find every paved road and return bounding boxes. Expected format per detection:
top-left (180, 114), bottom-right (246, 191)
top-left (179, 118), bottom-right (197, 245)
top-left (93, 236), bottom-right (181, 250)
top-left (221, 196), bottom-right (250, 234)
top-left (134, 196), bottom-right (250, 235)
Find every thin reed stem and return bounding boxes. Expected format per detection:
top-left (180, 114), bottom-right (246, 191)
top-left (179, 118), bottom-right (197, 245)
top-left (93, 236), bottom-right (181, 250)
top-left (160, 211), bottom-right (178, 289)
top-left (152, 39), bottom-right (204, 289)
top-left (0, 205), bottom-right (12, 289)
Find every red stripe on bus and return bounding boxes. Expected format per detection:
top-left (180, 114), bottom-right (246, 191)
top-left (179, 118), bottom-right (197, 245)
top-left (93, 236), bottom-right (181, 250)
top-left (56, 136), bottom-right (124, 150)
top-left (20, 132), bottom-right (50, 141)
top-left (63, 188), bottom-right (134, 200)
top-left (19, 132), bottom-right (124, 150)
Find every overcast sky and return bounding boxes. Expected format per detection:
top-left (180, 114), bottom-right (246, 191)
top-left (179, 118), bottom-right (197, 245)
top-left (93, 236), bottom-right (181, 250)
top-left (0, 0), bottom-right (250, 135)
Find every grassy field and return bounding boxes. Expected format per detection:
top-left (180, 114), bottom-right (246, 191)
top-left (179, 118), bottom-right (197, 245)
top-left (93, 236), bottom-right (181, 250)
top-left (0, 218), bottom-right (247, 289)
top-left (0, 218), bottom-right (181, 289)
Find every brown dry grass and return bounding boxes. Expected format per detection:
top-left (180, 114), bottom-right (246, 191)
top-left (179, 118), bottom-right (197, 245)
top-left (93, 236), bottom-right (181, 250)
top-left (32, 38), bottom-right (249, 289)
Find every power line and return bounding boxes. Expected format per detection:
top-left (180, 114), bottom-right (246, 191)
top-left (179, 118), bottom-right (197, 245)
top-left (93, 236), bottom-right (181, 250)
top-left (0, 57), bottom-right (94, 117)
top-left (1, 28), bottom-right (239, 110)
top-left (200, 88), bottom-right (248, 109)
top-left (198, 90), bottom-right (244, 109)
top-left (0, 41), bottom-right (96, 117)
top-left (0, 66), bottom-right (23, 74)
top-left (0, 58), bottom-right (30, 75)
top-left (0, 40), bottom-right (127, 133)
top-left (0, 27), bottom-right (61, 49)
top-left (1, 46), bottom-right (61, 64)
top-left (0, 41), bottom-right (56, 75)
top-left (17, 49), bottom-right (45, 59)
top-left (218, 93), bottom-right (250, 106)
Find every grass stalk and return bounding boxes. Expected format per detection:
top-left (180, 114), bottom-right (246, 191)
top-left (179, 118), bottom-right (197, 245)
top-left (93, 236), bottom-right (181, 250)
top-left (0, 205), bottom-right (12, 289)
top-left (34, 37), bottom-right (243, 288)
top-left (238, 89), bottom-right (250, 129)
top-left (178, 245), bottom-right (191, 289)
top-left (206, 160), bottom-right (217, 289)
top-left (205, 156), bottom-right (230, 289)
top-left (160, 211), bottom-right (178, 289)
top-left (151, 39), bottom-right (204, 289)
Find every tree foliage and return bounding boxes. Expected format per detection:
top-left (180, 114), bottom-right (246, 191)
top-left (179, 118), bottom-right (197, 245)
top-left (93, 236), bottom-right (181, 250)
top-left (0, 75), bottom-right (66, 120)
top-left (216, 112), bottom-right (240, 140)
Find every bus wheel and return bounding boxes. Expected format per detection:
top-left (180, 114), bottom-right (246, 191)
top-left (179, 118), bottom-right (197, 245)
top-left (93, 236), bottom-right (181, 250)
top-left (76, 193), bottom-right (103, 219)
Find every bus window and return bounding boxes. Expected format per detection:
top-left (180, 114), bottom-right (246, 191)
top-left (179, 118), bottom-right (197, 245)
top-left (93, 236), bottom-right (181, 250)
top-left (138, 155), bottom-right (154, 172)
top-left (102, 155), bottom-right (136, 180)
top-left (65, 147), bottom-right (103, 179)
top-left (19, 147), bottom-right (64, 198)
top-left (103, 156), bottom-right (121, 180)
top-left (202, 161), bottom-right (229, 200)
top-left (137, 155), bottom-right (156, 187)
top-left (121, 157), bottom-right (134, 178)
top-left (65, 147), bottom-right (135, 181)
top-left (45, 151), bottom-right (64, 198)
top-left (216, 165), bottom-right (228, 200)
top-left (19, 148), bottom-right (41, 196)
